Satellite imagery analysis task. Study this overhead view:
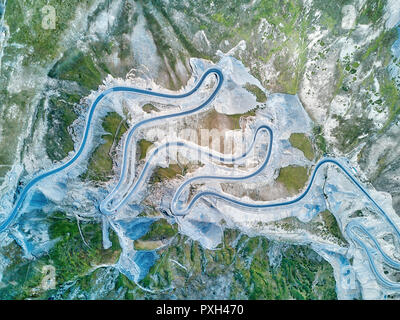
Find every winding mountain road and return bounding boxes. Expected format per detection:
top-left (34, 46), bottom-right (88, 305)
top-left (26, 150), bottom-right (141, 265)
top-left (0, 68), bottom-right (223, 231)
top-left (1, 68), bottom-right (399, 291)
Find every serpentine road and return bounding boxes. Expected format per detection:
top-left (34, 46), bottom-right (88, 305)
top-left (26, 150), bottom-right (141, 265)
top-left (1, 68), bottom-right (399, 291)
top-left (0, 68), bottom-right (224, 231)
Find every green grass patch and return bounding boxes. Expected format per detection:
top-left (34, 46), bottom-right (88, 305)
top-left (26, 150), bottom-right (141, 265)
top-left (312, 125), bottom-right (327, 154)
top-left (141, 219), bottom-right (178, 242)
top-left (243, 83), bottom-right (267, 102)
top-left (320, 210), bottom-right (347, 245)
top-left (228, 109), bottom-right (257, 129)
top-left (211, 12), bottom-right (236, 28)
top-left (289, 133), bottom-right (314, 160)
top-left (45, 92), bottom-right (80, 161)
top-left (48, 48), bottom-right (104, 92)
top-left (151, 164), bottom-right (183, 183)
top-left (357, 0), bottom-right (385, 24)
top-left (142, 103), bottom-right (159, 113)
top-left (315, 135), bottom-right (327, 154)
top-left (138, 139), bottom-right (154, 160)
top-left (83, 112), bottom-right (126, 182)
top-left (47, 211), bottom-right (121, 284)
top-left (277, 166), bottom-right (309, 195)
top-left (379, 77), bottom-right (400, 130)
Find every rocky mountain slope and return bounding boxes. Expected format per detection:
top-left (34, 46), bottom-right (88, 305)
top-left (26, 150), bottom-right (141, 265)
top-left (0, 0), bottom-right (399, 300)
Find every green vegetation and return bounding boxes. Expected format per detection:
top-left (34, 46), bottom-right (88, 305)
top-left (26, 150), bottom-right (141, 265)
top-left (0, 211), bottom-right (121, 299)
top-left (141, 3), bottom-right (184, 89)
top-left (243, 83), bottom-right (267, 102)
top-left (4, 224), bottom-right (336, 299)
top-left (228, 108), bottom-right (258, 129)
top-left (48, 48), bottom-right (104, 92)
top-left (289, 133), bottom-right (314, 160)
top-left (379, 77), bottom-right (400, 130)
top-left (141, 219), bottom-right (178, 242)
top-left (372, 150), bottom-right (389, 181)
top-left (315, 135), bottom-right (327, 154)
top-left (44, 46), bottom-right (108, 162)
top-left (4, 0), bottom-right (395, 300)
top-left (137, 230), bottom-right (337, 299)
top-left (82, 112), bottom-right (127, 182)
top-left (140, 0), bottom-right (211, 89)
top-left (46, 212), bottom-right (121, 284)
top-left (361, 30), bottom-right (396, 62)
top-left (211, 12), bottom-right (236, 28)
top-left (335, 27), bottom-right (400, 132)
top-left (152, 0), bottom-right (209, 60)
top-left (357, 0), bottom-right (386, 24)
top-left (151, 164), bottom-right (185, 183)
top-left (111, 1), bottom-right (138, 62)
top-left (277, 166), bottom-right (309, 195)
top-left (313, 125), bottom-right (327, 154)
top-left (5, 0), bottom-right (95, 65)
top-left (45, 92), bottom-right (80, 161)
top-left (335, 61), bottom-right (346, 94)
top-left (272, 214), bottom-right (347, 246)
top-left (320, 210), bottom-right (347, 245)
top-left (332, 115), bottom-right (374, 153)
top-left (142, 103), bottom-right (159, 113)
top-left (231, 238), bottom-right (336, 299)
top-left (350, 210), bottom-right (364, 218)
top-left (138, 139), bottom-right (154, 160)
top-left (134, 240), bottom-right (164, 251)
top-left (134, 219), bottom-right (178, 251)
top-left (0, 242), bottom-right (47, 299)
top-left (252, 0), bottom-right (310, 93)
